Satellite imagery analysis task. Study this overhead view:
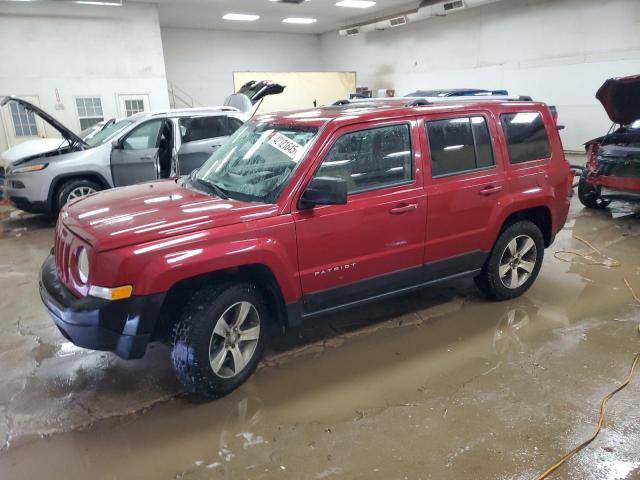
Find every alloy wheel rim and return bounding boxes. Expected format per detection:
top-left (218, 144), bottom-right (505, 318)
top-left (208, 301), bottom-right (260, 379)
top-left (499, 235), bottom-right (537, 289)
top-left (67, 186), bottom-right (96, 201)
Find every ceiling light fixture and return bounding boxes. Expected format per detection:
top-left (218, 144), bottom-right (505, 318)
top-left (282, 17), bottom-right (317, 24)
top-left (222, 13), bottom-right (260, 21)
top-left (72, 0), bottom-right (122, 5)
top-left (336, 0), bottom-right (376, 8)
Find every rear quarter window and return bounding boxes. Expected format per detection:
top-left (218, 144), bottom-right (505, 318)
top-left (500, 112), bottom-right (551, 164)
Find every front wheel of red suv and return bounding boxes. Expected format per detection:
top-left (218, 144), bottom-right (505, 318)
top-left (474, 221), bottom-right (544, 301)
top-left (170, 282), bottom-right (268, 398)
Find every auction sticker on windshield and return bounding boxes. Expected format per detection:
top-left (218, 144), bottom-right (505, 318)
top-left (268, 132), bottom-right (303, 160)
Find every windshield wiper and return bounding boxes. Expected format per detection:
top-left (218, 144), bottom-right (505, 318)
top-left (196, 177), bottom-right (229, 200)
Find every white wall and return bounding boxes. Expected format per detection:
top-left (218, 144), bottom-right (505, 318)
top-left (319, 0), bottom-right (640, 151)
top-left (0, 2), bottom-right (170, 152)
top-left (161, 27), bottom-right (321, 108)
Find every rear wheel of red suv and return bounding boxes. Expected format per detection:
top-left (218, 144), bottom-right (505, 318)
top-left (474, 221), bottom-right (544, 301)
top-left (170, 282), bottom-right (267, 398)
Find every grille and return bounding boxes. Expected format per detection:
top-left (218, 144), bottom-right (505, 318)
top-left (54, 223), bottom-right (73, 286)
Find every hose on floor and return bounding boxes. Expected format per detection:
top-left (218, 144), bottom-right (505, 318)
top-left (534, 278), bottom-right (640, 480)
top-left (554, 234), bottom-right (621, 267)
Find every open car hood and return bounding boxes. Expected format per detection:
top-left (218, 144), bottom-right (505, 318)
top-left (236, 80), bottom-right (286, 104)
top-left (595, 75), bottom-right (640, 125)
top-left (0, 96), bottom-right (88, 148)
top-left (223, 80), bottom-right (286, 113)
top-left (1, 138), bottom-right (69, 164)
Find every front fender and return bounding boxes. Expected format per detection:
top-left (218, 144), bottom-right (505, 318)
top-left (94, 216), bottom-right (301, 303)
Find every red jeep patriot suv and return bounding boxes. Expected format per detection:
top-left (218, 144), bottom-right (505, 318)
top-left (40, 97), bottom-right (571, 397)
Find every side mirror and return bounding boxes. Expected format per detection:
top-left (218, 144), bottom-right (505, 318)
top-left (299, 176), bottom-right (347, 210)
top-left (111, 139), bottom-right (121, 150)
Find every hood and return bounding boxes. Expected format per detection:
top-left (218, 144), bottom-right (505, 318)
top-left (2, 138), bottom-right (69, 164)
top-left (237, 80), bottom-right (286, 105)
top-left (62, 180), bottom-right (278, 252)
top-left (1, 96), bottom-right (88, 148)
top-left (595, 75), bottom-right (640, 125)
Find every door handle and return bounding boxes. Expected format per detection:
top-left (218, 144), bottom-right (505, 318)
top-left (211, 144), bottom-right (221, 149)
top-left (479, 185), bottom-right (503, 196)
top-left (139, 155), bottom-right (154, 160)
top-left (389, 203), bottom-right (418, 214)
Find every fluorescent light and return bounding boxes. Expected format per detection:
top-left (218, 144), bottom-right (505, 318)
top-left (336, 0), bottom-right (376, 8)
top-left (73, 0), bottom-right (122, 4)
top-left (283, 17), bottom-right (317, 24)
top-left (222, 13), bottom-right (260, 21)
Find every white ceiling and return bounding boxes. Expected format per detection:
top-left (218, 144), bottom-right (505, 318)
top-left (135, 0), bottom-right (419, 34)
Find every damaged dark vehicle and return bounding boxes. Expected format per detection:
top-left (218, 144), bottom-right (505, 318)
top-left (579, 74), bottom-right (640, 208)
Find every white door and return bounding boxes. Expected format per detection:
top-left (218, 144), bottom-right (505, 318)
top-left (0, 95), bottom-right (49, 148)
top-left (117, 94), bottom-right (150, 118)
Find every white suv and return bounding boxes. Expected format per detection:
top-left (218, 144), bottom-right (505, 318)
top-left (2, 81), bottom-right (284, 215)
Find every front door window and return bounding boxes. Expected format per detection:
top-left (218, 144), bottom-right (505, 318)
top-left (123, 120), bottom-right (163, 150)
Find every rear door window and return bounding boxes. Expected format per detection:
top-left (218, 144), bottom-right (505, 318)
top-left (180, 116), bottom-right (228, 144)
top-left (500, 112), bottom-right (551, 163)
top-left (228, 117), bottom-right (244, 134)
top-left (426, 116), bottom-right (495, 177)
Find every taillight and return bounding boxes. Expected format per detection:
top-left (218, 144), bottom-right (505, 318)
top-left (567, 170), bottom-right (575, 196)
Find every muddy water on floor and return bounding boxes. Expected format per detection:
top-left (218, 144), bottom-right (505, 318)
top-left (0, 200), bottom-right (639, 479)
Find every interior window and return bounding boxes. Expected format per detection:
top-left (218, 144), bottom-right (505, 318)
top-left (500, 112), bottom-right (551, 163)
top-left (180, 116), bottom-right (228, 143)
top-left (315, 124), bottom-right (413, 194)
top-left (9, 102), bottom-right (39, 137)
top-left (426, 116), bottom-right (495, 177)
top-left (123, 119), bottom-right (163, 150)
top-left (125, 99), bottom-right (146, 117)
top-left (75, 97), bottom-right (104, 131)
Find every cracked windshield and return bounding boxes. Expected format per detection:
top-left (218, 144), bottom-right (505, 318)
top-left (195, 120), bottom-right (319, 202)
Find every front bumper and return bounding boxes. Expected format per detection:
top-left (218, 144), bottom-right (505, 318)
top-left (39, 254), bottom-right (165, 359)
top-left (5, 172), bottom-right (50, 214)
top-left (8, 195), bottom-right (47, 214)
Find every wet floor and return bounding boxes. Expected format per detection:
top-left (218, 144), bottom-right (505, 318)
top-left (0, 176), bottom-right (639, 479)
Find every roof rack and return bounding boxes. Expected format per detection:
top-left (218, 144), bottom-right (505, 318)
top-left (405, 98), bottom-right (430, 107)
top-left (333, 95), bottom-right (534, 108)
top-left (404, 95), bottom-right (533, 105)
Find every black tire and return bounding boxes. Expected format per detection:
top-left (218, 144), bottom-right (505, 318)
top-left (577, 172), bottom-right (610, 209)
top-left (56, 178), bottom-right (102, 211)
top-left (170, 282), bottom-right (268, 398)
top-left (474, 221), bottom-right (544, 301)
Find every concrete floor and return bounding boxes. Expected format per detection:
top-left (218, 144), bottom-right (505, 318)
top-left (0, 172), bottom-right (639, 479)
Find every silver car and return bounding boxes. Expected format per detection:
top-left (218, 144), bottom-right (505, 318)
top-left (2, 80), bottom-right (285, 215)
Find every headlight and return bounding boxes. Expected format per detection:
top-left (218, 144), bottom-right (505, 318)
top-left (11, 163), bottom-right (48, 174)
top-left (77, 248), bottom-right (89, 284)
